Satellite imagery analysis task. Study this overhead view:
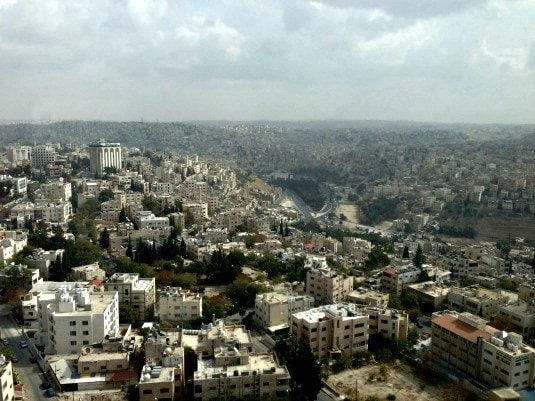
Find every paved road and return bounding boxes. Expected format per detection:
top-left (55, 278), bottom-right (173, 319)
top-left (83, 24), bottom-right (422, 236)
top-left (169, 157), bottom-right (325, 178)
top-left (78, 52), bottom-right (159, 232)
top-left (0, 312), bottom-right (48, 400)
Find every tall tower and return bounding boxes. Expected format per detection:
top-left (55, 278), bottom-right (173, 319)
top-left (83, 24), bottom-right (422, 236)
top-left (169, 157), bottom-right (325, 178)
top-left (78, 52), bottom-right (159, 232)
top-left (89, 138), bottom-right (122, 176)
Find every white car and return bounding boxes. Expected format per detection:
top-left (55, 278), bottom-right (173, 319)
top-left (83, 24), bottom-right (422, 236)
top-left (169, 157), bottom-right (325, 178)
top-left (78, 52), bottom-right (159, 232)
top-left (19, 340), bottom-right (28, 348)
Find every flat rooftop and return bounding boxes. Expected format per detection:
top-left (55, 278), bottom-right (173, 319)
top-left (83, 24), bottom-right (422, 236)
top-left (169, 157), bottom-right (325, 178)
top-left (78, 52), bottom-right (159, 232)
top-left (194, 354), bottom-right (289, 380)
top-left (432, 313), bottom-right (493, 344)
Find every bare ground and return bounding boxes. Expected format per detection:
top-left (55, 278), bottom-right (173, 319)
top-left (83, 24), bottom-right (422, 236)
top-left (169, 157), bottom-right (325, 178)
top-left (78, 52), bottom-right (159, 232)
top-left (327, 361), bottom-right (472, 401)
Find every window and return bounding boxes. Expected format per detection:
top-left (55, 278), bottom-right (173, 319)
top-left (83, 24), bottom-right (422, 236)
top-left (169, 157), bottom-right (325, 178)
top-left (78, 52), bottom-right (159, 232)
top-left (142, 389), bottom-right (153, 395)
top-left (124, 289), bottom-right (129, 295)
top-left (82, 321), bottom-right (89, 326)
top-left (70, 321), bottom-right (76, 326)
top-left (70, 341), bottom-right (77, 346)
top-left (83, 331), bottom-right (89, 335)
top-left (70, 331), bottom-right (76, 336)
top-left (160, 388), bottom-right (170, 393)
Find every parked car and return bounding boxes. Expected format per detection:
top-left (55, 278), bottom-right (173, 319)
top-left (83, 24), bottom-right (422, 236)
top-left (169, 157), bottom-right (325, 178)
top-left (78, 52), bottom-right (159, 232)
top-left (19, 340), bottom-right (28, 348)
top-left (11, 356), bottom-right (18, 363)
top-left (42, 381), bottom-right (52, 390)
top-left (46, 387), bottom-right (56, 397)
top-left (2, 339), bottom-right (9, 346)
top-left (29, 355), bottom-right (37, 363)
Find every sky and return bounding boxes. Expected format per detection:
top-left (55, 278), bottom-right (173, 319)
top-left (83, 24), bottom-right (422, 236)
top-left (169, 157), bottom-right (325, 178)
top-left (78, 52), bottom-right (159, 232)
top-left (0, 0), bottom-right (534, 124)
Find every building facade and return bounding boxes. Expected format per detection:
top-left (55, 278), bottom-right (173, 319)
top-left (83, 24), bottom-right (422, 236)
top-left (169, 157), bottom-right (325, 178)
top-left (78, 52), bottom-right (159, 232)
top-left (254, 291), bottom-right (314, 331)
top-left (158, 288), bottom-right (203, 322)
top-left (89, 139), bottom-right (122, 176)
top-left (104, 273), bottom-right (156, 320)
top-left (291, 304), bottom-right (369, 358)
top-left (306, 267), bottom-right (353, 304)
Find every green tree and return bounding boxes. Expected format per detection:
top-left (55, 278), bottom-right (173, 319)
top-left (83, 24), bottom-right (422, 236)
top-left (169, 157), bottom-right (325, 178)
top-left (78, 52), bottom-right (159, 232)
top-left (98, 188), bottom-right (115, 203)
top-left (413, 244), bottom-right (425, 269)
top-left (99, 228), bottom-right (110, 250)
top-left (274, 338), bottom-right (322, 400)
top-left (402, 245), bottom-right (409, 259)
top-left (119, 304), bottom-right (140, 327)
top-left (119, 207), bottom-right (127, 223)
top-left (364, 247), bottom-right (390, 271)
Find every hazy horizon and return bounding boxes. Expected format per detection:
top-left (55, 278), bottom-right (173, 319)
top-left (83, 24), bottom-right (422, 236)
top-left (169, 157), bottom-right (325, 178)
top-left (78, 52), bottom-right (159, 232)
top-left (1, 0), bottom-right (534, 124)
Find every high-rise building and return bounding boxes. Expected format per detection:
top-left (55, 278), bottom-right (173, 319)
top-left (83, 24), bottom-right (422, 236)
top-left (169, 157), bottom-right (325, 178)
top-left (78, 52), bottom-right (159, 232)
top-left (0, 356), bottom-right (14, 401)
top-left (88, 139), bottom-right (122, 176)
top-left (31, 144), bottom-right (56, 168)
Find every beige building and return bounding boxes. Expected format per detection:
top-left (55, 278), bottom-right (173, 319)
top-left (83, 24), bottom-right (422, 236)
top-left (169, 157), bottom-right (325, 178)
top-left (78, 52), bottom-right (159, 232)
top-left (518, 281), bottom-right (535, 302)
top-left (496, 302), bottom-right (535, 339)
top-left (192, 353), bottom-right (290, 401)
top-left (448, 286), bottom-right (515, 319)
top-left (0, 356), bottom-right (14, 401)
top-left (362, 307), bottom-right (409, 343)
top-left (139, 334), bottom-right (185, 401)
top-left (380, 266), bottom-right (420, 296)
top-left (254, 291), bottom-right (314, 331)
top-left (306, 267), bottom-right (353, 304)
top-left (104, 273), bottom-right (156, 320)
top-left (406, 281), bottom-right (449, 310)
top-left (431, 311), bottom-right (493, 380)
top-left (39, 179), bottom-right (72, 202)
top-left (291, 304), bottom-right (369, 358)
top-left (158, 288), bottom-right (203, 322)
top-left (347, 289), bottom-right (389, 308)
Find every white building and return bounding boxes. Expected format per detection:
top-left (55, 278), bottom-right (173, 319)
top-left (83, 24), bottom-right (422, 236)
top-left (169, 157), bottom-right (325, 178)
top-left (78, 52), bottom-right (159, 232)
top-left (291, 304), bottom-right (369, 358)
top-left (41, 286), bottom-right (120, 354)
top-left (157, 288), bottom-right (203, 322)
top-left (88, 139), bottom-right (122, 176)
top-left (0, 356), bottom-right (14, 401)
top-left (134, 211), bottom-right (169, 230)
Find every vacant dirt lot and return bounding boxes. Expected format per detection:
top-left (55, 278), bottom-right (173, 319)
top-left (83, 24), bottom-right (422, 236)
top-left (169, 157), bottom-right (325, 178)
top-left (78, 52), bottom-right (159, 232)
top-left (336, 202), bottom-right (359, 222)
top-left (327, 360), bottom-right (471, 401)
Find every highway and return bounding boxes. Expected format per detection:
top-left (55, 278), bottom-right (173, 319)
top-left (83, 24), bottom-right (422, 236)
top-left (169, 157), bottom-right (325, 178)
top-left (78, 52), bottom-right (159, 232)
top-left (0, 307), bottom-right (48, 400)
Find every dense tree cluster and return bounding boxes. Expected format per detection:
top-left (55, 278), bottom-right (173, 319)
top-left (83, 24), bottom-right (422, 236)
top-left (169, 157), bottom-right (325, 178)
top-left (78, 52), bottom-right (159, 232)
top-left (358, 196), bottom-right (401, 225)
top-left (438, 224), bottom-right (476, 238)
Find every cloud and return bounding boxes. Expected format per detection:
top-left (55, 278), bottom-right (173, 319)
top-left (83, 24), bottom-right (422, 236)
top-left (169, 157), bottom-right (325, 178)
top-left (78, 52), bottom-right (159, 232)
top-left (0, 0), bottom-right (533, 123)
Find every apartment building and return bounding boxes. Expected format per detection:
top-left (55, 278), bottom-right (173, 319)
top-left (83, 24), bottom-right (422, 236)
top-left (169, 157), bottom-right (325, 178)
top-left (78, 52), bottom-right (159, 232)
top-left (479, 331), bottom-right (535, 390)
top-left (42, 287), bottom-right (120, 354)
top-left (496, 302), bottom-right (535, 339)
top-left (362, 307), bottom-right (409, 343)
top-left (192, 353), bottom-right (290, 401)
top-left (431, 311), bottom-right (493, 379)
top-left (380, 266), bottom-right (420, 296)
top-left (158, 288), bottom-right (203, 322)
top-left (0, 231), bottom-right (27, 265)
top-left (139, 334), bottom-right (184, 401)
top-left (134, 211), bottom-right (169, 230)
top-left (254, 291), bottom-right (314, 331)
top-left (406, 282), bottom-right (450, 311)
top-left (88, 139), bottom-right (122, 176)
top-left (104, 273), bottom-right (156, 320)
top-left (291, 304), bottom-right (369, 358)
top-left (39, 179), bottom-right (72, 202)
top-left (347, 289), bottom-right (389, 308)
top-left (32, 201), bottom-right (72, 224)
top-left (448, 286), bottom-right (515, 319)
top-left (31, 144), bottom-right (56, 168)
top-left (71, 263), bottom-right (106, 282)
top-left (306, 267), bottom-right (353, 304)
top-left (518, 282), bottom-right (535, 302)
top-left (0, 356), bottom-right (14, 401)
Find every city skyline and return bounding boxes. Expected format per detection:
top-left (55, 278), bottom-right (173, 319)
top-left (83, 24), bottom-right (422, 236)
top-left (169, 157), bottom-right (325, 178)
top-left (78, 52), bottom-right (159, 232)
top-left (0, 0), bottom-right (534, 124)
